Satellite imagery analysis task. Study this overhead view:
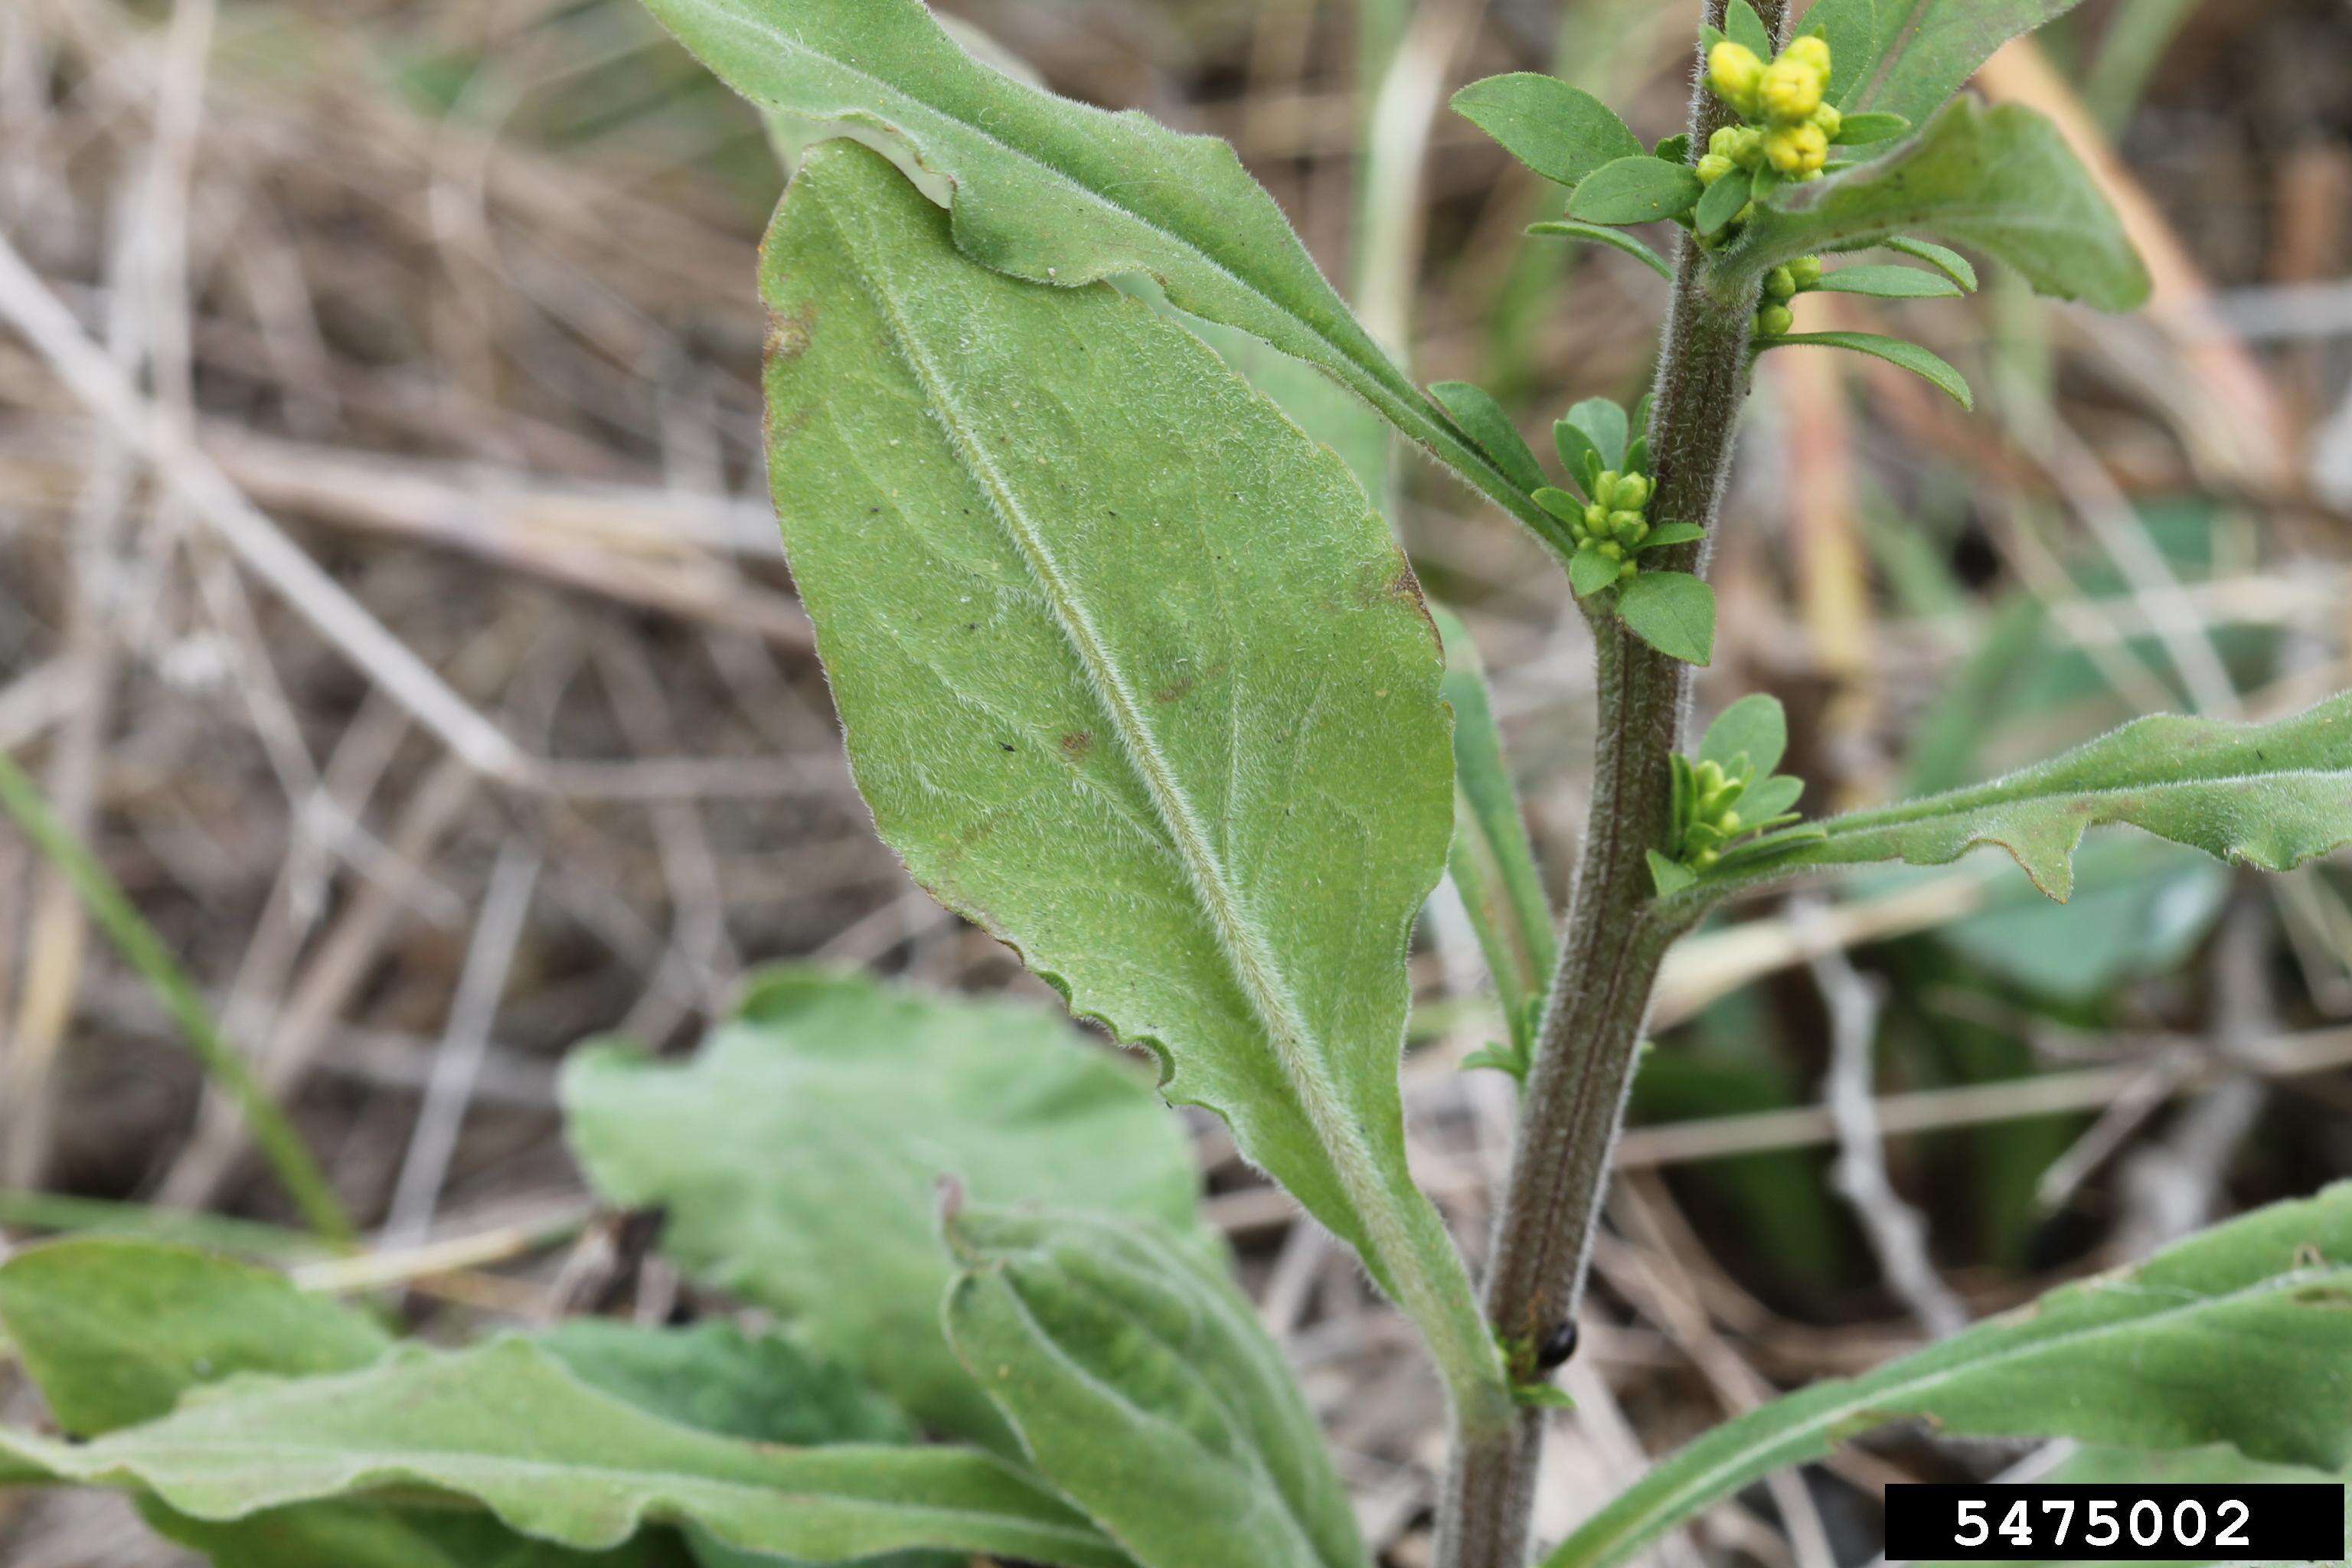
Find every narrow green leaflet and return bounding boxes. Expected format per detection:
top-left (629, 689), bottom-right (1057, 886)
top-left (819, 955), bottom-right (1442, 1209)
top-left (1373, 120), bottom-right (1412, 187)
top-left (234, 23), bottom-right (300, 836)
top-left (1886, 234), bottom-right (1979, 290)
top-left (0, 1243), bottom-right (691, 1568)
top-left (1434, 608), bottom-right (1555, 1069)
top-left (1700, 692), bottom-right (2352, 902)
top-left (1568, 157), bottom-right (1705, 226)
top-left (1808, 263), bottom-right (1962, 299)
top-left (565, 965), bottom-right (1206, 1446)
top-left (1759, 331), bottom-right (1973, 410)
top-left (1694, 168), bottom-right (1753, 237)
top-left (944, 1206), bottom-right (1367, 1568)
top-left (1451, 74), bottom-right (1644, 188)
top-left (1743, 99), bottom-right (2149, 310)
top-left (1544, 1183), bottom-right (2352, 1568)
top-left (1697, 695), bottom-right (1786, 779)
top-left (1616, 573), bottom-right (1717, 667)
top-left (635, 0), bottom-right (1546, 539)
top-left (1524, 220), bottom-right (1674, 281)
top-left (1832, 111), bottom-right (1912, 145)
top-left (756, 139), bottom-right (1501, 1415)
top-left (0, 1340), bottom-right (1132, 1568)
top-left (1429, 381), bottom-right (1547, 495)
top-left (1847, 0), bottom-right (2087, 130)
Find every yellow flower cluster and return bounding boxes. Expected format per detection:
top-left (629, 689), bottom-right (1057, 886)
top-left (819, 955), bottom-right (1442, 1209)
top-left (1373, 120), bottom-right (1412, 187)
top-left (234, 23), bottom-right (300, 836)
top-left (1566, 469), bottom-right (1654, 583)
top-left (1700, 34), bottom-right (1838, 184)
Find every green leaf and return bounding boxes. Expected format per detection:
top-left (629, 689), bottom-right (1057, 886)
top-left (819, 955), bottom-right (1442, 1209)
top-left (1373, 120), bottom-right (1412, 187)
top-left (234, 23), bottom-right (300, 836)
top-left (1886, 234), bottom-right (1978, 291)
top-left (1563, 397), bottom-right (1630, 473)
top-left (1724, 0), bottom-right (1773, 60)
top-left (943, 1206), bottom-right (1367, 1568)
top-left (1808, 263), bottom-right (1962, 299)
top-left (1736, 774), bottom-right (1805, 825)
top-left (1847, 0), bottom-right (2088, 130)
top-left (746, 139), bottom-right (1502, 1413)
top-left (1451, 74), bottom-right (1645, 188)
top-left (1698, 695), bottom-right (1788, 779)
top-left (1647, 851), bottom-right (1698, 898)
top-left (1707, 692), bottom-right (2352, 901)
top-left (1615, 572), bottom-right (1717, 667)
top-left (538, 1321), bottom-right (951, 1568)
top-left (1745, 98), bottom-right (2149, 310)
top-left (1433, 607), bottom-right (1556, 1056)
top-left (1694, 168), bottom-right (1753, 237)
top-left (1635, 521), bottom-right (1706, 551)
top-left (632, 0), bottom-right (1552, 550)
top-left (1759, 330), bottom-right (1973, 409)
top-left (1568, 549), bottom-right (1623, 599)
top-left (1831, 110), bottom-right (1911, 144)
top-left (1653, 133), bottom-right (1690, 165)
top-left (0, 1340), bottom-right (1132, 1568)
top-left (1542, 1182), bottom-right (2352, 1568)
top-left (1566, 156), bottom-right (1706, 226)
top-left (1429, 381), bottom-right (1547, 495)
top-left (0, 1243), bottom-right (701, 1568)
top-left (1794, 0), bottom-right (1881, 108)
top-left (0, 1239), bottom-right (389, 1436)
top-left (1524, 220), bottom-right (1675, 281)
top-left (565, 967), bottom-right (1205, 1447)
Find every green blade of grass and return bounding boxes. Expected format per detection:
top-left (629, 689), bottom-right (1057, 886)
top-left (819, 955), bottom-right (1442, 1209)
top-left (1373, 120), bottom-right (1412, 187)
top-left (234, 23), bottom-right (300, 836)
top-left (0, 750), bottom-right (355, 1244)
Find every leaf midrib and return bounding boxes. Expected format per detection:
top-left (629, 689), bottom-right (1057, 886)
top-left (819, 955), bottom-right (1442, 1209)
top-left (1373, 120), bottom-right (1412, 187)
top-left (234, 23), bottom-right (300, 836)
top-left (812, 180), bottom-right (1406, 1288)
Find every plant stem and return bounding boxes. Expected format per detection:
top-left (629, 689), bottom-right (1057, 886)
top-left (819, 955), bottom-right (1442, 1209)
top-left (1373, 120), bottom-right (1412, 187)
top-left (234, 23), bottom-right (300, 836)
top-left (1436, 6), bottom-right (1777, 1564)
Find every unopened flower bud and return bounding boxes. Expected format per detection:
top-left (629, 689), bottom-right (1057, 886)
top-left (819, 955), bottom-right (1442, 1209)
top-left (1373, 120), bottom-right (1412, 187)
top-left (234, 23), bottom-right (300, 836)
top-left (1782, 34), bottom-right (1831, 78)
top-left (1788, 254), bottom-right (1824, 289)
top-left (1598, 541), bottom-right (1625, 561)
top-left (1608, 510), bottom-right (1647, 541)
top-left (1762, 57), bottom-right (1824, 124)
top-left (1697, 152), bottom-right (1736, 188)
top-left (1707, 41), bottom-right (1766, 116)
top-left (1765, 266), bottom-right (1798, 302)
top-left (1584, 504), bottom-right (1609, 530)
top-left (1717, 811), bottom-right (1743, 835)
top-left (1811, 102), bottom-right (1842, 142)
top-left (1619, 560), bottom-right (1639, 582)
top-left (1613, 472), bottom-right (1651, 510)
top-left (1756, 303), bottom-right (1794, 337)
top-left (1766, 122), bottom-right (1828, 177)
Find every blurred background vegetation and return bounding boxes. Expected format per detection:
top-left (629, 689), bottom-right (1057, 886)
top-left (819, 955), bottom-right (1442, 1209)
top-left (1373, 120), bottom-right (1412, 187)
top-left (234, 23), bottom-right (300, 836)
top-left (2, 0), bottom-right (2350, 1562)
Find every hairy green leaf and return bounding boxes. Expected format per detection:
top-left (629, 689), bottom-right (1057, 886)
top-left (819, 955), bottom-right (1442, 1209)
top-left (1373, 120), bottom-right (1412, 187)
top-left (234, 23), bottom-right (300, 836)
top-left (944, 1206), bottom-right (1367, 1568)
top-left (1524, 220), bottom-right (1675, 280)
top-left (1616, 572), bottom-right (1717, 667)
top-left (1434, 608), bottom-right (1555, 1060)
top-left (1698, 695), bottom-right (1787, 778)
top-left (635, 0), bottom-right (1545, 540)
top-left (537, 1321), bottom-right (951, 1568)
top-left (1848, 0), bottom-right (2086, 130)
top-left (1544, 1182), bottom-right (2352, 1568)
top-left (750, 143), bottom-right (1499, 1407)
top-left (1695, 168), bottom-right (1753, 237)
top-left (1759, 330), bottom-right (1973, 409)
top-left (1637, 521), bottom-right (1707, 552)
top-left (1568, 157), bottom-right (1706, 226)
top-left (1563, 397), bottom-right (1630, 474)
top-left (1451, 74), bottom-right (1644, 188)
top-left (1831, 110), bottom-right (1911, 144)
top-left (1647, 851), bottom-right (1698, 898)
top-left (1429, 381), bottom-right (1547, 495)
top-left (1707, 692), bottom-right (2352, 901)
top-left (1724, 0), bottom-right (1773, 60)
top-left (0, 1340), bottom-right (1131, 1568)
top-left (1885, 234), bottom-right (1978, 289)
top-left (1808, 263), bottom-right (1962, 299)
top-left (565, 965), bottom-right (1204, 1446)
top-left (1568, 551), bottom-right (1623, 599)
top-left (0, 1243), bottom-right (678, 1568)
top-left (1745, 98), bottom-right (2148, 309)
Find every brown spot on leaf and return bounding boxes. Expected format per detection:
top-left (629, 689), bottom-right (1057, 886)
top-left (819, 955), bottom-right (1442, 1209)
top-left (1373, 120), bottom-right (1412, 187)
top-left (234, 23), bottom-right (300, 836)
top-left (1060, 730), bottom-right (1093, 758)
top-left (764, 301), bottom-right (817, 364)
top-left (1153, 676), bottom-right (1194, 705)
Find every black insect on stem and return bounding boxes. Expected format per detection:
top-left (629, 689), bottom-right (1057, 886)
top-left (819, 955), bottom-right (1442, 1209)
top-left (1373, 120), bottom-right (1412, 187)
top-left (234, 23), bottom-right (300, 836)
top-left (1534, 1319), bottom-right (1580, 1372)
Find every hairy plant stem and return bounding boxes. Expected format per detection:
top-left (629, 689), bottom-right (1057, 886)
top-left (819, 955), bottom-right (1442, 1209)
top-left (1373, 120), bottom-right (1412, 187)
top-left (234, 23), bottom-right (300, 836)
top-left (1434, 7), bottom-right (1777, 1565)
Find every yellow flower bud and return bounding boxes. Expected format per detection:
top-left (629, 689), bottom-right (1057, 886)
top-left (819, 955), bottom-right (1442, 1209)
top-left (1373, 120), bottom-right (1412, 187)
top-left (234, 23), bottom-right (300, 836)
top-left (1584, 504), bottom-right (1609, 530)
top-left (1766, 122), bottom-right (1828, 177)
top-left (1692, 848), bottom-right (1720, 870)
top-left (1717, 810), bottom-right (1743, 835)
top-left (1788, 255), bottom-right (1824, 289)
top-left (1761, 57), bottom-right (1824, 125)
top-left (1756, 303), bottom-right (1794, 338)
top-left (1614, 472), bottom-right (1651, 510)
top-left (1708, 126), bottom-right (1746, 159)
top-left (1811, 102), bottom-right (1843, 142)
top-left (1598, 541), bottom-right (1625, 562)
top-left (1765, 266), bottom-right (1798, 302)
top-left (1697, 152), bottom-right (1736, 187)
top-left (1619, 560), bottom-right (1639, 583)
top-left (1782, 34), bottom-right (1831, 79)
top-left (1608, 510), bottom-right (1646, 539)
top-left (1707, 41), bottom-right (1766, 116)
top-left (1726, 126), bottom-right (1766, 169)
